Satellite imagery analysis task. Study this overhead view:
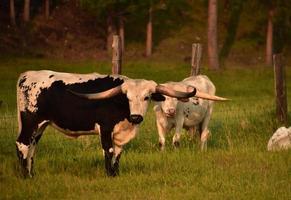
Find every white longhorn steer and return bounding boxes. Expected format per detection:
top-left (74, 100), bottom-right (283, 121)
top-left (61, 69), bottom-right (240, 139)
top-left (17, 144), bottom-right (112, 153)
top-left (154, 75), bottom-right (227, 150)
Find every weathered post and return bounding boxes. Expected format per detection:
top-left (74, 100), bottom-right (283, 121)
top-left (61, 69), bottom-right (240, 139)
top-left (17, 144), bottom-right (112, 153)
top-left (273, 54), bottom-right (288, 125)
top-left (191, 43), bottom-right (202, 76)
top-left (112, 35), bottom-right (122, 75)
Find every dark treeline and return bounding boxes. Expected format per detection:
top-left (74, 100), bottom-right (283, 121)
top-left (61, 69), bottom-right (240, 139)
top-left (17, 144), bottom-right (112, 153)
top-left (1, 0), bottom-right (59, 23)
top-left (0, 0), bottom-right (290, 68)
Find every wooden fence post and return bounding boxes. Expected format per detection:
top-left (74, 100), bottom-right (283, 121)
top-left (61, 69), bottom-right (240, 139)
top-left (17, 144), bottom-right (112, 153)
top-left (273, 54), bottom-right (288, 125)
top-left (191, 43), bottom-right (202, 76)
top-left (112, 35), bottom-right (122, 75)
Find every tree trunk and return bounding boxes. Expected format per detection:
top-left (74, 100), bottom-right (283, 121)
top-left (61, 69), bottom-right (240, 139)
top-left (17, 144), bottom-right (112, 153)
top-left (23, 0), bottom-right (30, 22)
top-left (107, 15), bottom-right (116, 53)
top-left (219, 0), bottom-right (244, 65)
top-left (74, 0), bottom-right (79, 7)
top-left (207, 0), bottom-right (219, 70)
top-left (44, 0), bottom-right (50, 20)
top-left (119, 17), bottom-right (125, 53)
top-left (10, 0), bottom-right (16, 26)
top-left (146, 7), bottom-right (153, 57)
top-left (266, 8), bottom-right (274, 66)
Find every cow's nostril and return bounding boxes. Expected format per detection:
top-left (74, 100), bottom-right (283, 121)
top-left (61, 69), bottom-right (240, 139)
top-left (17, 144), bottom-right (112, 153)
top-left (129, 115), bottom-right (143, 124)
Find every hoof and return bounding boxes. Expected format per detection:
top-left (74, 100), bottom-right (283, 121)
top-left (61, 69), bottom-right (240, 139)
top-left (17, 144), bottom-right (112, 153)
top-left (106, 168), bottom-right (119, 177)
top-left (106, 171), bottom-right (118, 177)
top-left (19, 166), bottom-right (34, 179)
top-left (200, 143), bottom-right (207, 151)
top-left (159, 142), bottom-right (165, 151)
top-left (173, 141), bottom-right (180, 148)
top-left (24, 172), bottom-right (34, 179)
top-left (112, 166), bottom-right (119, 176)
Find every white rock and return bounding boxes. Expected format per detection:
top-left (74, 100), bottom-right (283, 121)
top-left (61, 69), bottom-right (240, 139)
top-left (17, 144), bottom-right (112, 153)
top-left (267, 127), bottom-right (291, 151)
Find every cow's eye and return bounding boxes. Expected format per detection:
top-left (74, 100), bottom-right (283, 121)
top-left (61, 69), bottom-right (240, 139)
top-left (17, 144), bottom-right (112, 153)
top-left (144, 96), bottom-right (150, 101)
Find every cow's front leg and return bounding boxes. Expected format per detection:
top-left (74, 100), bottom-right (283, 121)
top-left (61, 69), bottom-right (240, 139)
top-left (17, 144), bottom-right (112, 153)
top-left (172, 114), bottom-right (184, 148)
top-left (112, 145), bottom-right (123, 175)
top-left (100, 129), bottom-right (117, 177)
top-left (157, 125), bottom-right (167, 151)
top-left (200, 129), bottom-right (210, 151)
top-left (199, 105), bottom-right (213, 151)
top-left (16, 119), bottom-right (48, 178)
top-left (154, 105), bottom-right (168, 151)
top-left (173, 131), bottom-right (182, 148)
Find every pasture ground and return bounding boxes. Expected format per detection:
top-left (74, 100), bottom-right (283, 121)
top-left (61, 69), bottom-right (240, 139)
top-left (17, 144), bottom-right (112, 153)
top-left (0, 58), bottom-right (290, 199)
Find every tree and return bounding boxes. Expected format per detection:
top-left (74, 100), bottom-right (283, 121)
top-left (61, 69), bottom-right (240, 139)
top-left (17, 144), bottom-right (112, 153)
top-left (255, 0), bottom-right (291, 65)
top-left (207, 0), bottom-right (219, 69)
top-left (80, 0), bottom-right (131, 53)
top-left (9, 0), bottom-right (16, 26)
top-left (272, 0), bottom-right (289, 54)
top-left (23, 0), bottom-right (30, 22)
top-left (145, 6), bottom-right (152, 57)
top-left (219, 0), bottom-right (244, 65)
top-left (265, 4), bottom-right (274, 66)
top-left (142, 0), bottom-right (175, 57)
top-left (80, 0), bottom-right (115, 51)
top-left (119, 16), bottom-right (125, 53)
top-left (106, 12), bottom-right (116, 52)
top-left (44, 0), bottom-right (50, 20)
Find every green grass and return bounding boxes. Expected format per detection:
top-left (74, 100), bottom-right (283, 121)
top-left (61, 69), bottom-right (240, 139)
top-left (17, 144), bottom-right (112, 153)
top-left (0, 58), bottom-right (290, 199)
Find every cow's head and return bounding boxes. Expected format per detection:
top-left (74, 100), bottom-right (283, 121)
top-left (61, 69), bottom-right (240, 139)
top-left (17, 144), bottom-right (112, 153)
top-left (155, 82), bottom-right (191, 117)
top-left (70, 78), bottom-right (228, 124)
top-left (69, 79), bottom-right (198, 124)
top-left (155, 82), bottom-right (229, 118)
top-left (120, 79), bottom-right (157, 124)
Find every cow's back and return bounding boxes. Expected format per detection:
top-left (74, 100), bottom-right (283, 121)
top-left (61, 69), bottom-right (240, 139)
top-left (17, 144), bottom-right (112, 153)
top-left (182, 75), bottom-right (216, 96)
top-left (17, 70), bottom-right (125, 113)
top-left (180, 75), bottom-right (215, 127)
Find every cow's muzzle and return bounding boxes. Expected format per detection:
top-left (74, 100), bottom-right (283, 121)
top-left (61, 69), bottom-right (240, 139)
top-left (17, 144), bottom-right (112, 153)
top-left (129, 115), bottom-right (143, 124)
top-left (165, 108), bottom-right (176, 118)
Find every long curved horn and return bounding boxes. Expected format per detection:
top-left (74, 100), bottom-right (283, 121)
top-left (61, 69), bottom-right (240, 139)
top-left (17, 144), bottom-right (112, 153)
top-left (68, 85), bottom-right (122, 100)
top-left (195, 89), bottom-right (229, 101)
top-left (155, 85), bottom-right (196, 98)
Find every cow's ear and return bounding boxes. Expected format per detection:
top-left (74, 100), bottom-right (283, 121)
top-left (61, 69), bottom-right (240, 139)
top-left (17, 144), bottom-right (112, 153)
top-left (151, 93), bottom-right (165, 101)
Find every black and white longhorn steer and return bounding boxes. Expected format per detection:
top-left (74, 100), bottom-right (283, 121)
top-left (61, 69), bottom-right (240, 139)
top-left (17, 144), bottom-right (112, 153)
top-left (15, 70), bottom-right (218, 177)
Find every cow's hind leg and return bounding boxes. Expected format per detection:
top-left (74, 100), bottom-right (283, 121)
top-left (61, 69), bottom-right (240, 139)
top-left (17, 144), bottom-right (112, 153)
top-left (199, 105), bottom-right (213, 151)
top-left (188, 126), bottom-right (198, 141)
top-left (200, 128), bottom-right (210, 151)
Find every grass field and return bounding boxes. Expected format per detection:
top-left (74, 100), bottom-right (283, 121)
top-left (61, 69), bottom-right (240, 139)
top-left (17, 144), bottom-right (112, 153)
top-left (0, 58), bottom-right (290, 199)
